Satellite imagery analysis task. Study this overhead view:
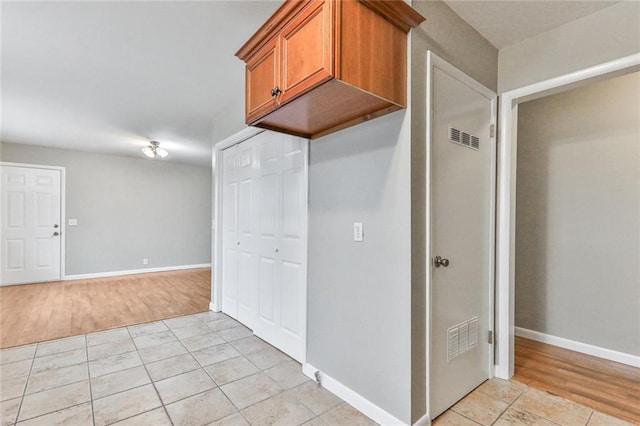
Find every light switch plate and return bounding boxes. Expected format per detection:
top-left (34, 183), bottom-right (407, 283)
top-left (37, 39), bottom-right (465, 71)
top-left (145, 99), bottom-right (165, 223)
top-left (68, 219), bottom-right (78, 226)
top-left (353, 222), bottom-right (364, 242)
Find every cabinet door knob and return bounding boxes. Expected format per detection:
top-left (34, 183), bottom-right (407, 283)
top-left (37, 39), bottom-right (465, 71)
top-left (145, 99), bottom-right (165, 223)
top-left (270, 86), bottom-right (282, 97)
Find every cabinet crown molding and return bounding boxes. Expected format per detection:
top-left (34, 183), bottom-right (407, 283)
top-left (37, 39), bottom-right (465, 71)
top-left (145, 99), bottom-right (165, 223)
top-left (237, 0), bottom-right (424, 61)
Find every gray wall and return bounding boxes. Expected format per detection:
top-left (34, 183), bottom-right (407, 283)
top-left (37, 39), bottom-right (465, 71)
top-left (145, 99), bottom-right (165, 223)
top-left (1, 143), bottom-right (212, 275)
top-left (410, 0), bottom-right (497, 421)
top-left (307, 110), bottom-right (413, 423)
top-left (515, 72), bottom-right (640, 356)
top-left (498, 1), bottom-right (640, 93)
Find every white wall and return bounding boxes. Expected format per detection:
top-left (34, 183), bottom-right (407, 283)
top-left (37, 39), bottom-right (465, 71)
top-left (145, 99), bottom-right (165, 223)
top-left (498, 1), bottom-right (640, 93)
top-left (1, 143), bottom-right (212, 276)
top-left (307, 110), bottom-right (413, 423)
top-left (515, 72), bottom-right (640, 356)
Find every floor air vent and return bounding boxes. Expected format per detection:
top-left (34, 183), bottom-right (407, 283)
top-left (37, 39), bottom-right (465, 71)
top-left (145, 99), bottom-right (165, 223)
top-left (449, 125), bottom-right (480, 151)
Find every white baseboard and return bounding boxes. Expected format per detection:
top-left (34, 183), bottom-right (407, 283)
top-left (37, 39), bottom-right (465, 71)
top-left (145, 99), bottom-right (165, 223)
top-left (63, 263), bottom-right (211, 281)
top-left (515, 327), bottom-right (640, 368)
top-left (413, 413), bottom-right (431, 426)
top-left (302, 363), bottom-right (408, 426)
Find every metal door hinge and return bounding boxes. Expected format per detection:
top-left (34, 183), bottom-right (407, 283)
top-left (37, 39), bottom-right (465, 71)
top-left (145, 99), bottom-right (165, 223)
top-left (488, 331), bottom-right (494, 344)
top-left (490, 124), bottom-right (496, 138)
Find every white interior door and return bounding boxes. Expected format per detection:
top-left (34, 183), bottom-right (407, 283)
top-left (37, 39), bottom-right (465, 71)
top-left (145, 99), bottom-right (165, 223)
top-left (219, 130), bottom-right (308, 362)
top-left (1, 166), bottom-right (62, 285)
top-left (429, 54), bottom-right (496, 418)
top-left (254, 132), bottom-right (307, 362)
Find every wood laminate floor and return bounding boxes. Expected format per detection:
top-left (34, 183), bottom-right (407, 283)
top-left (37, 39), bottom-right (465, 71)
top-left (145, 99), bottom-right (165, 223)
top-left (0, 268), bottom-right (210, 349)
top-left (514, 335), bottom-right (640, 424)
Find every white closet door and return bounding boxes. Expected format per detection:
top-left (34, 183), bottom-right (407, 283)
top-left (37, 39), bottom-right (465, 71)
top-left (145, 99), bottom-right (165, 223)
top-left (255, 132), bottom-right (283, 344)
top-left (220, 130), bottom-right (307, 362)
top-left (221, 146), bottom-right (239, 317)
top-left (275, 135), bottom-right (307, 361)
top-left (254, 132), bottom-right (308, 362)
top-left (237, 138), bottom-right (259, 329)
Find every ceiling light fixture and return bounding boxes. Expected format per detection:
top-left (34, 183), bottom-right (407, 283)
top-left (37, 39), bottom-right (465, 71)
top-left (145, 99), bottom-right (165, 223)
top-left (141, 140), bottom-right (168, 159)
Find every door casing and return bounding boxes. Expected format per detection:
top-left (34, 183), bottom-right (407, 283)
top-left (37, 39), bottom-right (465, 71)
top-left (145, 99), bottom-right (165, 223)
top-left (425, 51), bottom-right (497, 418)
top-left (0, 162), bottom-right (66, 286)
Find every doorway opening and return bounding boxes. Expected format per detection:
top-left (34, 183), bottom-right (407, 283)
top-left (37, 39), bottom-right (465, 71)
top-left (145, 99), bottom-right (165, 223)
top-left (512, 70), bottom-right (640, 423)
top-left (496, 54), bottom-right (640, 423)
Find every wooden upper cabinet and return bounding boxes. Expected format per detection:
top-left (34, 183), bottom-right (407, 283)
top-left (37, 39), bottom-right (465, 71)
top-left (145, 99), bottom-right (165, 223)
top-left (236, 0), bottom-right (425, 139)
top-left (246, 38), bottom-right (279, 122)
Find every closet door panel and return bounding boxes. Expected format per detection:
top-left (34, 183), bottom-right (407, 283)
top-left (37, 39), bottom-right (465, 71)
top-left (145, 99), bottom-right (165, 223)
top-left (237, 139), bottom-right (259, 328)
top-left (221, 146), bottom-right (239, 318)
top-left (280, 260), bottom-right (302, 336)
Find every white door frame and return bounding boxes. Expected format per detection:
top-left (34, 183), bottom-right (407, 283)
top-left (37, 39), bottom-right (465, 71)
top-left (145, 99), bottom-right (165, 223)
top-left (494, 53), bottom-right (640, 379)
top-left (425, 51), bottom-right (497, 417)
top-left (211, 126), bottom-right (310, 363)
top-left (0, 161), bottom-right (66, 284)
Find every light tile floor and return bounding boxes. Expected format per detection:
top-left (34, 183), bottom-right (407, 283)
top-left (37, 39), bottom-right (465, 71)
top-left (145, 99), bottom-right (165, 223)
top-left (0, 311), bottom-right (632, 426)
top-left (434, 377), bottom-right (633, 426)
top-left (0, 311), bottom-right (374, 426)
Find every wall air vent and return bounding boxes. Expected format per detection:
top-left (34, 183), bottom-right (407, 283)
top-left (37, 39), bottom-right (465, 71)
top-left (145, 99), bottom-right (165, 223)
top-left (449, 125), bottom-right (480, 151)
top-left (471, 136), bottom-right (480, 149)
top-left (449, 126), bottom-right (461, 143)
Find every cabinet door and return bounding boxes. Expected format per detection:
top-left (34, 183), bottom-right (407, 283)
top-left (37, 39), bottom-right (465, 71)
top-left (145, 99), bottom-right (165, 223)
top-left (279, 0), bottom-right (334, 104)
top-left (246, 37), bottom-right (279, 123)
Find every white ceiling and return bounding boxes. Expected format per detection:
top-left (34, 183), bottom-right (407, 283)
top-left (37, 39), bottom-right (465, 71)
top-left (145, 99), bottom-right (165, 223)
top-left (1, 1), bottom-right (279, 167)
top-left (443, 0), bottom-right (620, 49)
top-left (1, 1), bottom-right (620, 166)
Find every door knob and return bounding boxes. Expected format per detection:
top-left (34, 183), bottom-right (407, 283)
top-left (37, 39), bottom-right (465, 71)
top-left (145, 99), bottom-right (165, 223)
top-left (275, 248), bottom-right (279, 253)
top-left (270, 86), bottom-right (282, 97)
top-left (53, 224), bottom-right (59, 228)
top-left (53, 232), bottom-right (60, 236)
top-left (433, 256), bottom-right (450, 268)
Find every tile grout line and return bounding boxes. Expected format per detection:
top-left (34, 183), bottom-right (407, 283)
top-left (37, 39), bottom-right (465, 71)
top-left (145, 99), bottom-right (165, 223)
top-left (585, 409), bottom-right (595, 426)
top-left (206, 315), bottom-right (341, 422)
top-left (12, 341), bottom-right (39, 424)
top-left (487, 384), bottom-right (527, 426)
top-left (13, 401), bottom-right (93, 424)
top-left (6, 313), bottom-right (338, 425)
top-left (200, 318), bottom-right (339, 421)
top-left (449, 407), bottom-right (484, 426)
top-left (511, 385), bottom-right (587, 426)
top-left (163, 313), bottom-right (300, 424)
top-left (125, 324), bottom-right (175, 426)
top-left (12, 339), bottom-right (94, 424)
top-left (471, 382), bottom-right (563, 426)
top-left (161, 314), bottom-right (250, 423)
top-left (85, 334), bottom-right (96, 426)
